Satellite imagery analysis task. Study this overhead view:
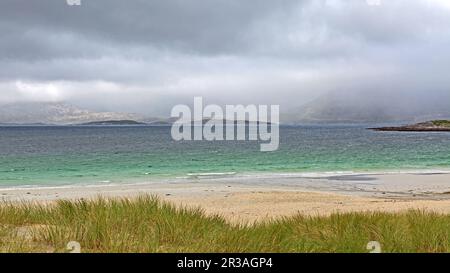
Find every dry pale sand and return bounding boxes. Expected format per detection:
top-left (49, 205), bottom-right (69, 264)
top-left (169, 191), bottom-right (450, 223)
top-left (1, 172), bottom-right (450, 223)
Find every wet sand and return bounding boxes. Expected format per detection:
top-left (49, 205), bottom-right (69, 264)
top-left (1, 172), bottom-right (450, 223)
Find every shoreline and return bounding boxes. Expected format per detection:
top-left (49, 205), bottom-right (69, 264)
top-left (2, 168), bottom-right (450, 190)
top-left (1, 172), bottom-right (450, 223)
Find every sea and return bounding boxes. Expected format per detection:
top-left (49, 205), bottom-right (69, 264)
top-left (0, 125), bottom-right (449, 188)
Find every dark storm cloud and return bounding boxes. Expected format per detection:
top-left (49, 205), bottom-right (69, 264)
top-left (1, 0), bottom-right (446, 61)
top-left (0, 0), bottom-right (297, 59)
top-left (1, 0), bottom-right (450, 116)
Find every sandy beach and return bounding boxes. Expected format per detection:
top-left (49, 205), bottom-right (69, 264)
top-left (1, 172), bottom-right (450, 223)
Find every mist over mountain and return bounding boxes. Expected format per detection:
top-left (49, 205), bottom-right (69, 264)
top-left (0, 102), bottom-right (142, 125)
top-left (2, 89), bottom-right (450, 125)
top-left (283, 90), bottom-right (450, 124)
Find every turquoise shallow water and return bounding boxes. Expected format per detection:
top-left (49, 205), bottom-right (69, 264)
top-left (0, 125), bottom-right (449, 187)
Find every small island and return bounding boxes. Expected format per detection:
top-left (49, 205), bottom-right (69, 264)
top-left (371, 120), bottom-right (450, 132)
top-left (78, 120), bottom-right (147, 126)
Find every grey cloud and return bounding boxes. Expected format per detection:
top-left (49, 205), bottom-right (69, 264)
top-left (3, 0), bottom-right (449, 61)
top-left (0, 0), bottom-right (450, 118)
top-left (0, 0), bottom-right (296, 58)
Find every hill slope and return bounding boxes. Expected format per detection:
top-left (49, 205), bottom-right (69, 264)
top-left (284, 91), bottom-right (450, 124)
top-left (0, 102), bottom-right (142, 125)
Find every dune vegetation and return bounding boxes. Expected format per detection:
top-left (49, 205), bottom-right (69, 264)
top-left (0, 196), bottom-right (449, 253)
top-left (431, 120), bottom-right (450, 127)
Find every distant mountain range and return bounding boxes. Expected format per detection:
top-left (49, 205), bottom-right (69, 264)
top-left (2, 94), bottom-right (450, 126)
top-left (77, 119), bottom-right (272, 126)
top-left (283, 91), bottom-right (450, 124)
top-left (0, 102), bottom-right (276, 126)
top-left (0, 102), bottom-right (143, 125)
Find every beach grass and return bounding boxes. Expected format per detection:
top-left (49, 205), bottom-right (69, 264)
top-left (431, 120), bottom-right (450, 127)
top-left (0, 196), bottom-right (449, 253)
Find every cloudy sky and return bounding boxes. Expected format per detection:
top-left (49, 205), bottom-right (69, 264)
top-left (1, 0), bottom-right (450, 116)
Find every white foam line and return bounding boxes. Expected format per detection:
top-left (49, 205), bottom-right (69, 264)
top-left (187, 172), bottom-right (237, 177)
top-left (1, 169), bottom-right (450, 191)
top-left (224, 169), bottom-right (450, 179)
top-left (0, 180), bottom-right (166, 192)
